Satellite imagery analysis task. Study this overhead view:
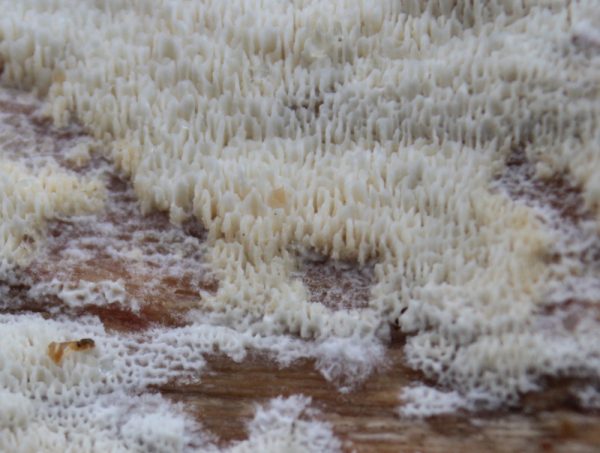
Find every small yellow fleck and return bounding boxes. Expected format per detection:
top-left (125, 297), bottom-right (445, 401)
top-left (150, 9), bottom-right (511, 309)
top-left (48, 338), bottom-right (95, 364)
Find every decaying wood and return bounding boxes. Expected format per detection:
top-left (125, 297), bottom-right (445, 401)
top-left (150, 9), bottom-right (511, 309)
top-left (157, 339), bottom-right (600, 453)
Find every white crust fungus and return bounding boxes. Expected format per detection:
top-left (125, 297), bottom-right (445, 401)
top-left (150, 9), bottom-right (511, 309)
top-left (0, 159), bottom-right (104, 267)
top-left (227, 395), bottom-right (341, 453)
top-left (0, 0), bottom-right (599, 446)
top-left (30, 278), bottom-right (137, 311)
top-left (0, 313), bottom-right (347, 452)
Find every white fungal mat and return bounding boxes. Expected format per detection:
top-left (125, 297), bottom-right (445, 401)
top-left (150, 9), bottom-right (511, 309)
top-left (0, 1), bottom-right (599, 451)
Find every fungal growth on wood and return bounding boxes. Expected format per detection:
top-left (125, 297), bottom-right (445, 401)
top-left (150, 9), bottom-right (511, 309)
top-left (0, 1), bottom-right (600, 451)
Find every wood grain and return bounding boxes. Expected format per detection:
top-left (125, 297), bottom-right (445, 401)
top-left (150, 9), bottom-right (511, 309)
top-left (156, 337), bottom-right (600, 453)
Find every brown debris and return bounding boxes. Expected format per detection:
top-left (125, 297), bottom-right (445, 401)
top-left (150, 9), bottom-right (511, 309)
top-left (48, 338), bottom-right (95, 364)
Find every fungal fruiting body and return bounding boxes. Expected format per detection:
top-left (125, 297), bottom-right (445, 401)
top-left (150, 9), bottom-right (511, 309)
top-left (0, 0), bottom-right (599, 451)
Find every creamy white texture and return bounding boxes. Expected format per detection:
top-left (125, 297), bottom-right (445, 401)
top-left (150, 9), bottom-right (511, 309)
top-left (0, 0), bottom-right (599, 449)
top-left (0, 158), bottom-right (103, 267)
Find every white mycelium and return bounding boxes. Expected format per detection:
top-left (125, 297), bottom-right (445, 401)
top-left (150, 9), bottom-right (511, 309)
top-left (0, 158), bottom-right (103, 268)
top-left (1, 0), bottom-right (599, 450)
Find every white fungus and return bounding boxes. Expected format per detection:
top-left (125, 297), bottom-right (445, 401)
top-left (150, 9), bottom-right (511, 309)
top-left (0, 0), bottom-right (599, 449)
top-left (227, 395), bottom-right (341, 453)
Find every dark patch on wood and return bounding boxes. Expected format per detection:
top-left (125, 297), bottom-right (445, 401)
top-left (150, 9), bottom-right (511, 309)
top-left (500, 147), bottom-right (588, 224)
top-left (79, 303), bottom-right (185, 332)
top-left (0, 99), bottom-right (36, 115)
top-left (521, 378), bottom-right (588, 413)
top-left (182, 218), bottom-right (207, 241)
top-left (295, 252), bottom-right (374, 310)
top-left (537, 299), bottom-right (600, 332)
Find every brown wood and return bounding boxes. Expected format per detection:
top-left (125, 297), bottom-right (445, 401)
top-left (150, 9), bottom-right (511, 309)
top-left (156, 343), bottom-right (600, 452)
